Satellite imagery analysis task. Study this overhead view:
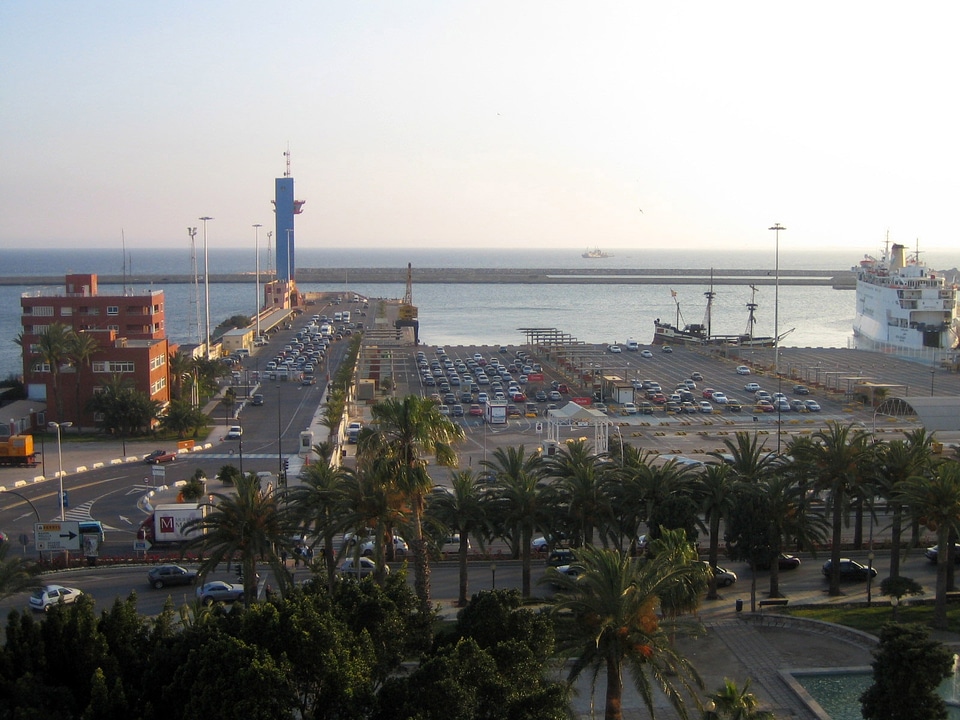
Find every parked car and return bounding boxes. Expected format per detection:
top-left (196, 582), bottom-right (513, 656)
top-left (755, 553), bottom-right (802, 571)
top-left (225, 426), bottom-right (242, 439)
top-left (608, 344), bottom-right (622, 353)
top-left (622, 402), bottom-right (638, 415)
top-left (360, 535), bottom-right (408, 557)
top-left (736, 365), bottom-right (751, 375)
top-left (710, 392), bottom-right (728, 404)
top-left (196, 581), bottom-right (245, 604)
top-left (804, 400), bottom-right (822, 412)
top-left (661, 345), bottom-right (673, 353)
top-left (821, 559), bottom-right (877, 581)
top-left (793, 384), bottom-right (811, 395)
top-left (744, 382), bottom-right (761, 392)
top-left (640, 350), bottom-right (653, 358)
top-left (144, 449), bottom-right (176, 464)
top-left (340, 557), bottom-right (389, 578)
top-left (147, 564), bottom-right (198, 589)
top-left (704, 563), bottom-right (738, 587)
top-left (546, 548), bottom-right (576, 567)
top-left (547, 564), bottom-right (584, 588)
top-left (699, 401), bottom-right (714, 413)
top-left (29, 584), bottom-right (83, 612)
top-left (924, 544), bottom-right (960, 564)
top-left (725, 398), bottom-right (743, 411)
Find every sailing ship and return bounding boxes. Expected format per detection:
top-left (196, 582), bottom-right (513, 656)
top-left (853, 240), bottom-right (959, 352)
top-left (652, 278), bottom-right (786, 347)
top-left (582, 247), bottom-right (611, 259)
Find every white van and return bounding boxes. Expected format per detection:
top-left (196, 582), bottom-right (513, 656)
top-left (236, 348), bottom-right (250, 357)
top-left (341, 310), bottom-right (351, 323)
top-left (625, 340), bottom-right (639, 351)
top-left (333, 312), bottom-right (343, 322)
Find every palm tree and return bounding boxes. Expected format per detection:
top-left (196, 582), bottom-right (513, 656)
top-left (707, 677), bottom-right (775, 719)
top-left (482, 444), bottom-right (548, 598)
top-left (710, 431), bottom-right (776, 483)
top-left (790, 422), bottom-right (873, 596)
top-left (543, 439), bottom-right (612, 546)
top-left (67, 330), bottom-right (99, 428)
top-left (0, 541), bottom-right (40, 599)
top-left (287, 441), bottom-right (355, 589)
top-left (35, 323), bottom-right (72, 422)
top-left (362, 394), bottom-right (464, 610)
top-left (185, 473), bottom-right (297, 602)
top-left (543, 544), bottom-right (704, 720)
top-left (873, 429), bottom-right (938, 579)
top-left (694, 463), bottom-right (738, 599)
top-left (898, 461), bottom-right (960, 629)
top-left (426, 469), bottom-right (489, 606)
top-left (635, 458), bottom-right (698, 541)
top-left (168, 351), bottom-right (195, 402)
top-left (608, 444), bottom-right (659, 555)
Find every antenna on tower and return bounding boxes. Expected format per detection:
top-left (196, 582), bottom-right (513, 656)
top-left (266, 230), bottom-right (274, 275)
top-left (121, 229), bottom-right (128, 295)
top-left (283, 143), bottom-right (291, 177)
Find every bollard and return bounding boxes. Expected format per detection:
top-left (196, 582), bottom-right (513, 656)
top-left (735, 598), bottom-right (743, 612)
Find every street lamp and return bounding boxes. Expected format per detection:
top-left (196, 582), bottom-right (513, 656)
top-left (930, 367), bottom-right (936, 397)
top-left (277, 384), bottom-right (283, 481)
top-left (490, 562), bottom-right (497, 590)
top-left (187, 226), bottom-right (200, 346)
top-left (769, 223), bottom-right (786, 454)
top-left (199, 216), bottom-right (214, 359)
top-left (253, 223), bottom-right (263, 341)
top-left (49, 421), bottom-right (72, 520)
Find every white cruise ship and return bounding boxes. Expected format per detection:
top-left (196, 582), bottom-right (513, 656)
top-left (853, 242), bottom-right (959, 352)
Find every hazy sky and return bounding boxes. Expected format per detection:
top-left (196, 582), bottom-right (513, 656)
top-left (2, 2), bottom-right (958, 255)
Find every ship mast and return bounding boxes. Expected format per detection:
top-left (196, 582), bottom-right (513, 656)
top-left (702, 270), bottom-right (716, 339)
top-left (745, 285), bottom-right (760, 339)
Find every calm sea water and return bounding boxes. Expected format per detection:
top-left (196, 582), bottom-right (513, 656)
top-left (0, 246), bottom-right (874, 379)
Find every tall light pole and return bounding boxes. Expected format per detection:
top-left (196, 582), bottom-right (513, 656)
top-left (253, 223), bottom-right (263, 340)
top-left (285, 228), bottom-right (293, 293)
top-left (277, 384), bottom-right (283, 482)
top-left (769, 223), bottom-right (786, 454)
top-left (187, 227), bottom-right (200, 346)
top-left (49, 421), bottom-right (72, 520)
top-left (199, 216), bottom-right (214, 359)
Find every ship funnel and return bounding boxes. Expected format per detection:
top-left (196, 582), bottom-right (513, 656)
top-left (890, 243), bottom-right (907, 272)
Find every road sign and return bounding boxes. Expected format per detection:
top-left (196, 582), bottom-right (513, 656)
top-left (35, 521), bottom-right (81, 551)
top-left (152, 465), bottom-right (166, 479)
top-left (134, 540), bottom-right (152, 552)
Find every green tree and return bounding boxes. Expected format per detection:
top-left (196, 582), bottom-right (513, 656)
top-left (0, 540), bottom-right (40, 599)
top-left (791, 422), bottom-right (873, 596)
top-left (482, 445), bottom-right (548, 598)
top-left (362, 395), bottom-right (465, 611)
top-left (860, 623), bottom-right (954, 720)
top-left (543, 545), bottom-right (704, 720)
top-left (707, 677), bottom-right (774, 719)
top-left (711, 431), bottom-right (777, 483)
top-left (543, 439), bottom-right (612, 546)
top-left (185, 473), bottom-right (298, 602)
top-left (161, 398), bottom-right (206, 439)
top-left (67, 330), bottom-right (99, 428)
top-left (288, 442), bottom-right (355, 589)
top-left (695, 463), bottom-right (738, 599)
top-left (897, 461), bottom-right (960, 629)
top-left (35, 322), bottom-right (72, 422)
top-left (167, 351), bottom-right (194, 402)
top-left (426, 469), bottom-right (489, 606)
top-left (218, 463), bottom-right (241, 485)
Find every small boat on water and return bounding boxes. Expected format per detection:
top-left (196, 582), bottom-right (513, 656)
top-left (652, 278), bottom-right (787, 348)
top-left (582, 248), bottom-right (611, 259)
top-left (853, 239), bottom-right (959, 352)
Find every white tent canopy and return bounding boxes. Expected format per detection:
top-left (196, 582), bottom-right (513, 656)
top-left (546, 402), bottom-right (611, 452)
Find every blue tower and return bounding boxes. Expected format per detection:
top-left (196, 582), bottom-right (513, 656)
top-left (274, 149), bottom-right (305, 282)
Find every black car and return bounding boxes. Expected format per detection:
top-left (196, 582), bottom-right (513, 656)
top-left (792, 385), bottom-right (811, 395)
top-left (755, 553), bottom-right (802, 571)
top-left (147, 564), bottom-right (198, 589)
top-left (546, 548), bottom-right (576, 567)
top-left (821, 558), bottom-right (877, 581)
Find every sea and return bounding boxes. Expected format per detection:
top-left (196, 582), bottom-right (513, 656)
top-left (0, 245), bottom-right (927, 381)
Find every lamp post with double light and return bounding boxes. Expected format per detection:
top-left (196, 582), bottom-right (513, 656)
top-left (769, 223), bottom-right (786, 453)
top-left (253, 223), bottom-right (262, 341)
top-left (49, 421), bottom-right (72, 520)
top-left (199, 216), bottom-right (214, 359)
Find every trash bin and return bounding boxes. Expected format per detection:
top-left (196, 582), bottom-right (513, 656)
top-left (735, 598), bottom-right (743, 612)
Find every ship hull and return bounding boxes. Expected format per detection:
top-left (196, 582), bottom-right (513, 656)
top-left (652, 322), bottom-right (777, 348)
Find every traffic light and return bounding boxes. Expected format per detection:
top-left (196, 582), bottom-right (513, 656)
top-left (283, 459), bottom-right (289, 472)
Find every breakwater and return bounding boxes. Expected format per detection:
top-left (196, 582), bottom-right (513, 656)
top-left (0, 267), bottom-right (857, 288)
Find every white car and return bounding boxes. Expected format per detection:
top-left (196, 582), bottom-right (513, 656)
top-left (29, 584), bottom-right (82, 612)
top-left (225, 425), bottom-right (242, 439)
top-left (736, 365), bottom-right (751, 375)
top-left (640, 350), bottom-right (653, 358)
top-left (360, 535), bottom-right (408, 557)
top-left (699, 401), bottom-right (714, 413)
top-left (340, 557), bottom-right (389, 578)
top-left (608, 344), bottom-right (622, 353)
top-left (744, 382), bottom-right (761, 392)
top-left (622, 402), bottom-right (638, 415)
top-left (710, 392), bottom-right (728, 404)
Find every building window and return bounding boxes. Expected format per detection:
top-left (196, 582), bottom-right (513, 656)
top-left (30, 306), bottom-right (54, 317)
top-left (61, 307), bottom-right (73, 316)
top-left (107, 306), bottom-right (119, 315)
top-left (32, 362), bottom-right (51, 373)
top-left (107, 324), bottom-right (119, 332)
top-left (150, 354), bottom-right (166, 370)
top-left (92, 361), bottom-right (135, 373)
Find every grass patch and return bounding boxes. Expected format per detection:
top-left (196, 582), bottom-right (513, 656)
top-left (785, 603), bottom-right (960, 636)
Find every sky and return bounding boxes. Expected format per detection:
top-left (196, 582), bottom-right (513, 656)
top-left (2, 2), bottom-right (959, 256)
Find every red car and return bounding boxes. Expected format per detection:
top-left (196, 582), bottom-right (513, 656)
top-left (702, 388), bottom-right (715, 399)
top-left (144, 449), bottom-right (176, 464)
top-left (468, 404), bottom-right (484, 416)
top-left (649, 393), bottom-right (667, 404)
top-left (511, 392), bottom-right (526, 402)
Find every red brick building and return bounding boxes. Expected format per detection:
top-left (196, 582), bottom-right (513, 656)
top-left (20, 273), bottom-right (174, 425)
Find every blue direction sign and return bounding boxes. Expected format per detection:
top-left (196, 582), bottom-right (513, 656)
top-left (35, 521), bottom-right (81, 551)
